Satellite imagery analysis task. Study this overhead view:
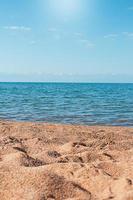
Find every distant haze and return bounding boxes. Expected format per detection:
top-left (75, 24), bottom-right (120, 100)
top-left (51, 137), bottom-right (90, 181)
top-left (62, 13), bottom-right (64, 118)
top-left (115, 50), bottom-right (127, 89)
top-left (0, 73), bottom-right (133, 83)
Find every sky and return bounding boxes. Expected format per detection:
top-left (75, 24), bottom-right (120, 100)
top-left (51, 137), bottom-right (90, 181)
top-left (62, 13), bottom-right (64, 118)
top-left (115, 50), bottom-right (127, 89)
top-left (0, 0), bottom-right (133, 82)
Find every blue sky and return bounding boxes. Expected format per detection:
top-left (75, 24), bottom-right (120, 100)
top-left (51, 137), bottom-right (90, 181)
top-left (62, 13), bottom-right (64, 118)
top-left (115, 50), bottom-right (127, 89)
top-left (0, 0), bottom-right (133, 82)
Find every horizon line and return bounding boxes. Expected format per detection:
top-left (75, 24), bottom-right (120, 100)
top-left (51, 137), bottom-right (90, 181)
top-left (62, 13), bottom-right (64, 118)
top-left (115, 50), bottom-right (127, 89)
top-left (0, 81), bottom-right (133, 84)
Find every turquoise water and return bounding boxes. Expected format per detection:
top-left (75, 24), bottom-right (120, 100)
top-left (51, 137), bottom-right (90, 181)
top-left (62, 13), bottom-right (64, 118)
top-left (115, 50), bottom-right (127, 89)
top-left (0, 83), bottom-right (133, 126)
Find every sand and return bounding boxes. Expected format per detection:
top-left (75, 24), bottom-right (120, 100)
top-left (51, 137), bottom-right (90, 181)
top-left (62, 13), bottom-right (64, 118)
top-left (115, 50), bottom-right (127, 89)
top-left (0, 121), bottom-right (133, 200)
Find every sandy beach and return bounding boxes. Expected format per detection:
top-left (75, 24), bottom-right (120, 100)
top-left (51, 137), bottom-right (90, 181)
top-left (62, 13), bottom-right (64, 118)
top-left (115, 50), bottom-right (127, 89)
top-left (0, 121), bottom-right (133, 200)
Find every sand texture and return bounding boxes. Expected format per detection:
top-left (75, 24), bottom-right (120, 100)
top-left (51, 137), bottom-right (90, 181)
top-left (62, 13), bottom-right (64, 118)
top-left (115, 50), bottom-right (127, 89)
top-left (0, 121), bottom-right (133, 200)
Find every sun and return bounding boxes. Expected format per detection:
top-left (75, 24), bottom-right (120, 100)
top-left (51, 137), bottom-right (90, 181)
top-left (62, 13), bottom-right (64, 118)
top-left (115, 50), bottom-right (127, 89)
top-left (49, 0), bottom-right (81, 18)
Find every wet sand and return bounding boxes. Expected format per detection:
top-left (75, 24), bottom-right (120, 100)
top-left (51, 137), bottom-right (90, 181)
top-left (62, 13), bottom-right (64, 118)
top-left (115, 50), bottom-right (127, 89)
top-left (0, 121), bottom-right (133, 200)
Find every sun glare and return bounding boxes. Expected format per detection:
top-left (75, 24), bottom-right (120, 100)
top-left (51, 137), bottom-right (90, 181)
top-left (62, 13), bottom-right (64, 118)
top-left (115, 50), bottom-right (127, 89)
top-left (49, 0), bottom-right (81, 18)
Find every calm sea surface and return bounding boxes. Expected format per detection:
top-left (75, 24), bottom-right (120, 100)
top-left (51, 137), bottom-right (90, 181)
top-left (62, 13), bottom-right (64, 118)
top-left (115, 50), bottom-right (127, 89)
top-left (0, 82), bottom-right (133, 126)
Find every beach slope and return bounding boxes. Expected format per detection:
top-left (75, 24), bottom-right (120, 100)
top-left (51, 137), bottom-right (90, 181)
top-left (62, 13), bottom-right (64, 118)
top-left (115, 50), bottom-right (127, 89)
top-left (0, 121), bottom-right (133, 200)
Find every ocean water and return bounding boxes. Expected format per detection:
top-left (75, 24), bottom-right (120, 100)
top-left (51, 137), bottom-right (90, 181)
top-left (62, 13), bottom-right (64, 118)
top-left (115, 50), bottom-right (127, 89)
top-left (0, 82), bottom-right (133, 126)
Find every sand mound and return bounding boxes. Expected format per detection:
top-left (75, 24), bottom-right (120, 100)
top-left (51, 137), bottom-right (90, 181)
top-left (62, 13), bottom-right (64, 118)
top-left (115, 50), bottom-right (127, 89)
top-left (0, 121), bottom-right (133, 200)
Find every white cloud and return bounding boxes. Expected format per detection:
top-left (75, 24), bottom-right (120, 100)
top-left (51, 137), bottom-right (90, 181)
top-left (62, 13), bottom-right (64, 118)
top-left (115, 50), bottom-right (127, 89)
top-left (3, 26), bottom-right (31, 31)
top-left (79, 39), bottom-right (95, 48)
top-left (104, 34), bottom-right (118, 39)
top-left (123, 32), bottom-right (133, 38)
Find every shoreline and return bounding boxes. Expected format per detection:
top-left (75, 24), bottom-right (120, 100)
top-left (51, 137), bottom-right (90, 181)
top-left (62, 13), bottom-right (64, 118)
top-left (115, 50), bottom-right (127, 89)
top-left (0, 119), bottom-right (133, 128)
top-left (0, 120), bottom-right (133, 199)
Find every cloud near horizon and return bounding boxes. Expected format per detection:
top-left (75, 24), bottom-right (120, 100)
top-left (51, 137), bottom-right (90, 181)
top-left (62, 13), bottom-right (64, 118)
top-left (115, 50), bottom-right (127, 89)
top-left (123, 32), bottom-right (133, 38)
top-left (104, 34), bottom-right (118, 39)
top-left (3, 26), bottom-right (31, 31)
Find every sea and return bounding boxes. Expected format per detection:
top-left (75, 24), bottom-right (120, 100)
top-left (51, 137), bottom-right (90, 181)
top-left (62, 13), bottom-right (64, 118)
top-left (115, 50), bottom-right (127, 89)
top-left (0, 82), bottom-right (133, 126)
